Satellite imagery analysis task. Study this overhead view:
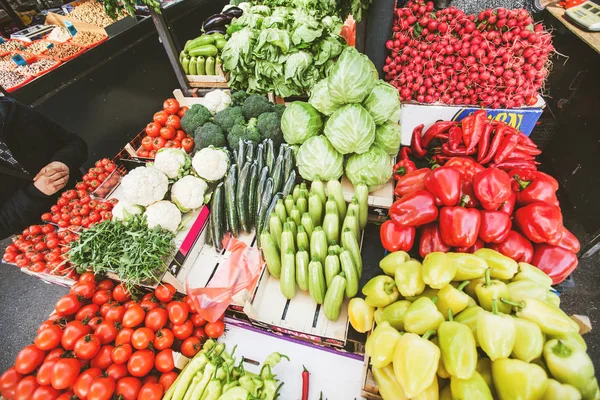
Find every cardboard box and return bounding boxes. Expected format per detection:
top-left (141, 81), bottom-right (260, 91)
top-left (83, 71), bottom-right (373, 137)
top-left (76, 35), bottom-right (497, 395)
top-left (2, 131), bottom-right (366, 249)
top-left (399, 96), bottom-right (545, 145)
top-left (21, 268), bottom-right (76, 288)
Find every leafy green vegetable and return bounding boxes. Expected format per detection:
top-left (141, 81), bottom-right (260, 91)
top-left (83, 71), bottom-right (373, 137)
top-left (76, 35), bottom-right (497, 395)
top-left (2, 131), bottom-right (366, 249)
top-left (281, 102), bottom-right (323, 144)
top-left (373, 121), bottom-right (402, 156)
top-left (327, 47), bottom-right (378, 105)
top-left (248, 0), bottom-right (372, 22)
top-left (363, 81), bottom-right (401, 125)
top-left (296, 135), bottom-right (343, 181)
top-left (324, 104), bottom-right (375, 155)
top-left (308, 78), bottom-right (339, 116)
top-left (345, 145), bottom-right (393, 192)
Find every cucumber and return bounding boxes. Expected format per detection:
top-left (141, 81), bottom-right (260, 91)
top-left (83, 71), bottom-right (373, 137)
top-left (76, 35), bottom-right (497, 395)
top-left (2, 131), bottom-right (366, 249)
top-left (282, 170), bottom-right (296, 198)
top-left (205, 215), bottom-right (213, 248)
top-left (196, 56), bottom-right (205, 75)
top-left (283, 147), bottom-right (295, 179)
top-left (259, 192), bottom-right (280, 243)
top-left (280, 250), bottom-right (296, 299)
top-left (308, 258), bottom-right (326, 304)
top-left (256, 166), bottom-right (269, 219)
top-left (245, 140), bottom-right (255, 162)
top-left (300, 213), bottom-right (314, 240)
top-left (277, 143), bottom-right (288, 160)
top-left (289, 206), bottom-right (301, 227)
top-left (185, 34), bottom-right (215, 51)
top-left (292, 185), bottom-right (301, 203)
top-left (340, 250), bottom-right (359, 298)
top-left (256, 177), bottom-right (273, 236)
top-left (297, 225), bottom-right (309, 253)
top-left (322, 207), bottom-right (340, 246)
top-left (310, 226), bottom-right (327, 263)
top-left (307, 193), bottom-right (323, 228)
top-left (268, 214), bottom-right (283, 250)
top-left (341, 228), bottom-right (362, 278)
top-left (272, 154), bottom-right (284, 193)
top-left (224, 165), bottom-right (239, 237)
top-left (323, 273), bottom-right (346, 321)
top-left (237, 140), bottom-right (245, 177)
top-left (355, 183), bottom-right (369, 230)
top-left (205, 56), bottom-right (216, 75)
top-left (237, 162), bottom-right (252, 232)
top-left (324, 250), bottom-right (341, 288)
top-left (247, 161), bottom-right (258, 228)
top-left (327, 180), bottom-right (346, 220)
top-left (260, 231), bottom-right (281, 278)
top-left (265, 139), bottom-right (275, 172)
top-left (284, 195), bottom-right (294, 216)
top-left (182, 57), bottom-right (190, 74)
top-left (341, 209), bottom-right (360, 244)
top-left (286, 217), bottom-right (297, 239)
top-left (189, 56), bottom-right (197, 75)
top-left (189, 45), bottom-right (218, 58)
top-left (296, 248), bottom-right (309, 291)
top-left (215, 38), bottom-right (227, 50)
top-left (256, 144), bottom-right (264, 174)
top-left (310, 180), bottom-right (326, 205)
top-left (274, 199), bottom-right (287, 225)
top-left (280, 223), bottom-right (296, 260)
top-left (211, 183), bottom-right (225, 252)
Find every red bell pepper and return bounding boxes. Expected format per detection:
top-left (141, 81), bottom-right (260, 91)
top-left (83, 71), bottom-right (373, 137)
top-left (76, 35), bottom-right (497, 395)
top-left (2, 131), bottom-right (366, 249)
top-left (419, 223), bottom-right (451, 258)
top-left (532, 243), bottom-right (578, 285)
top-left (394, 169), bottom-right (430, 197)
top-left (473, 167), bottom-right (512, 210)
top-left (380, 220), bottom-right (416, 252)
top-left (389, 190), bottom-right (439, 227)
top-left (423, 166), bottom-right (462, 206)
top-left (556, 227), bottom-right (580, 253)
top-left (439, 196), bottom-right (481, 248)
top-left (479, 210), bottom-right (512, 244)
top-left (498, 191), bottom-right (516, 215)
top-left (411, 124), bottom-right (427, 159)
top-left (488, 230), bottom-right (534, 263)
top-left (459, 181), bottom-right (480, 208)
top-left (465, 110), bottom-right (487, 153)
top-left (421, 121), bottom-right (457, 148)
top-left (445, 157), bottom-right (485, 183)
top-left (393, 159), bottom-right (417, 180)
top-left (455, 238), bottom-right (484, 254)
top-left (514, 202), bottom-right (564, 245)
top-left (510, 169), bottom-right (559, 207)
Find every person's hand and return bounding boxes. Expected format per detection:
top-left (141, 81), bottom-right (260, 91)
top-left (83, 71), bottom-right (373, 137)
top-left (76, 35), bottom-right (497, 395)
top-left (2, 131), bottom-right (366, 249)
top-left (33, 162), bottom-right (70, 196)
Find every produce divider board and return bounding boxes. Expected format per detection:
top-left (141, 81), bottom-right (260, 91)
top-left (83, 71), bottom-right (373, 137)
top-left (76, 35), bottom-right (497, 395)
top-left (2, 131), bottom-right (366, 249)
top-left (186, 64), bottom-right (229, 88)
top-left (20, 267), bottom-right (76, 288)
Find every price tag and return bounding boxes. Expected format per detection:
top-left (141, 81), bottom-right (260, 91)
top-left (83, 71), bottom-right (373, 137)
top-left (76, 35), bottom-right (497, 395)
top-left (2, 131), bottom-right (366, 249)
top-left (46, 43), bottom-right (54, 49)
top-left (0, 37), bottom-right (5, 44)
top-left (12, 54), bottom-right (28, 66)
top-left (64, 21), bottom-right (77, 37)
top-left (19, 45), bottom-right (26, 51)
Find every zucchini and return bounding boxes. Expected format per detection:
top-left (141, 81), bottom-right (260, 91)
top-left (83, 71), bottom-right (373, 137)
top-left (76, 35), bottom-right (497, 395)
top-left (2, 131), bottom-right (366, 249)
top-left (205, 56), bottom-right (216, 75)
top-left (215, 38), bottom-right (227, 50)
top-left (247, 161), bottom-right (259, 228)
top-left (347, 197), bottom-right (360, 221)
top-left (296, 248), bottom-right (309, 291)
top-left (265, 139), bottom-right (275, 172)
top-left (299, 182), bottom-right (309, 199)
top-left (292, 185), bottom-right (301, 203)
top-left (245, 140), bottom-right (255, 162)
top-left (189, 45), bottom-right (218, 58)
top-left (325, 196), bottom-right (338, 216)
top-left (286, 217), bottom-right (297, 239)
top-left (296, 196), bottom-right (307, 217)
top-left (307, 193), bottom-right (323, 228)
top-left (300, 213), bottom-right (314, 240)
top-left (355, 183), bottom-right (369, 230)
top-left (341, 209), bottom-right (360, 243)
top-left (324, 250), bottom-right (341, 288)
top-left (280, 222), bottom-right (296, 259)
top-left (256, 166), bottom-right (269, 219)
top-left (268, 214), bottom-right (283, 250)
top-left (189, 56), bottom-right (197, 75)
top-left (211, 183), bottom-right (225, 252)
top-left (207, 32), bottom-right (225, 41)
top-left (196, 56), bottom-right (205, 75)
top-left (328, 242), bottom-right (342, 256)
top-left (237, 140), bottom-right (245, 177)
top-left (283, 147), bottom-right (295, 179)
top-left (327, 180), bottom-right (347, 220)
top-left (237, 162), bottom-right (251, 232)
top-left (224, 165), bottom-right (239, 237)
top-left (179, 49), bottom-right (186, 63)
top-left (256, 177), bottom-right (273, 236)
top-left (280, 249), bottom-right (296, 299)
top-left (259, 192), bottom-right (281, 243)
top-left (310, 226), bottom-right (327, 263)
top-left (297, 225), bottom-right (309, 253)
top-left (182, 57), bottom-right (190, 74)
top-left (282, 170), bottom-right (296, 199)
top-left (260, 232), bottom-right (281, 278)
top-left (323, 273), bottom-right (346, 321)
top-left (322, 207), bottom-right (340, 246)
top-left (284, 195), bottom-right (294, 216)
top-left (184, 34), bottom-right (214, 51)
top-left (308, 258), bottom-right (326, 304)
top-left (256, 144), bottom-right (264, 174)
top-left (274, 199), bottom-right (287, 225)
top-left (272, 154), bottom-right (284, 193)
top-left (310, 180), bottom-right (326, 205)
top-left (340, 250), bottom-right (359, 298)
top-left (341, 228), bottom-right (362, 278)
top-left (289, 206), bottom-right (301, 227)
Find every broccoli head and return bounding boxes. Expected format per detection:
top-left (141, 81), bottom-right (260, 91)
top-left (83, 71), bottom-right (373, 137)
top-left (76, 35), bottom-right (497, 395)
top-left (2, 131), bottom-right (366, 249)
top-left (273, 104), bottom-right (286, 118)
top-left (227, 118), bottom-right (261, 149)
top-left (194, 122), bottom-right (227, 152)
top-left (256, 112), bottom-right (283, 147)
top-left (214, 106), bottom-right (245, 133)
top-left (242, 95), bottom-right (273, 120)
top-left (230, 90), bottom-right (248, 106)
top-left (181, 104), bottom-right (212, 135)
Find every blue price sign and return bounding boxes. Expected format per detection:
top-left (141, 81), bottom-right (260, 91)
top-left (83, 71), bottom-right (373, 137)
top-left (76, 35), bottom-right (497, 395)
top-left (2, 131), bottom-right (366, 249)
top-left (64, 21), bottom-right (78, 37)
top-left (0, 37), bottom-right (5, 44)
top-left (12, 54), bottom-right (27, 67)
top-left (46, 43), bottom-right (54, 49)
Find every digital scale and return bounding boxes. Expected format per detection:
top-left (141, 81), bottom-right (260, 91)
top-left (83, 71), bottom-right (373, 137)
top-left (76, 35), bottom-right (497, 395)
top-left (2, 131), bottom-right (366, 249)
top-left (9, 25), bottom-right (55, 42)
top-left (565, 1), bottom-right (600, 31)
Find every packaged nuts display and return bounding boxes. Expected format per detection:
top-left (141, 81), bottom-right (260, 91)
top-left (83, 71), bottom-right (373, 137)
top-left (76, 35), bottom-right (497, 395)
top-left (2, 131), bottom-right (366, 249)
top-left (15, 57), bottom-right (60, 76)
top-left (71, 31), bottom-right (107, 47)
top-left (0, 55), bottom-right (16, 71)
top-left (20, 40), bottom-right (51, 55)
top-left (67, 1), bottom-right (126, 28)
top-left (45, 42), bottom-right (84, 60)
top-left (0, 40), bottom-right (28, 54)
top-left (0, 70), bottom-right (30, 89)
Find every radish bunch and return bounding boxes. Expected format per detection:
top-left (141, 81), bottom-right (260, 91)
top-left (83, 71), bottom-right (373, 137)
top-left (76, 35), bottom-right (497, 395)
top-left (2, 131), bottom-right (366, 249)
top-left (384, 0), bottom-right (553, 108)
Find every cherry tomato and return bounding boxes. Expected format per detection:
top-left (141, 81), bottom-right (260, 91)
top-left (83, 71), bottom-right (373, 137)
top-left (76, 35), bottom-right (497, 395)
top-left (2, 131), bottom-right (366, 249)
top-left (159, 126), bottom-right (176, 140)
top-left (51, 357), bottom-right (80, 389)
top-left (92, 290), bottom-right (113, 306)
top-left (71, 281), bottom-right (96, 299)
top-left (91, 344), bottom-right (114, 370)
top-left (88, 376), bottom-right (115, 400)
top-left (172, 320), bottom-right (193, 340)
top-left (57, 391), bottom-right (75, 400)
top-left (146, 122), bottom-right (161, 138)
top-left (181, 137), bottom-right (195, 153)
top-left (34, 324), bottom-right (63, 350)
top-left (76, 303), bottom-right (100, 321)
top-left (159, 371), bottom-right (178, 391)
top-left (88, 316), bottom-right (104, 331)
top-left (149, 150), bottom-right (157, 158)
top-left (116, 376), bottom-right (142, 400)
top-left (95, 321), bottom-right (119, 344)
top-left (181, 337), bottom-right (202, 358)
top-left (139, 382), bottom-right (164, 400)
top-left (190, 313), bottom-right (206, 327)
top-left (177, 106), bottom-right (189, 118)
top-left (112, 284), bottom-right (131, 303)
top-left (143, 375), bottom-right (159, 384)
top-left (97, 279), bottom-right (115, 290)
top-left (14, 344), bottom-right (46, 374)
top-left (145, 308), bottom-right (168, 332)
top-left (155, 283), bottom-right (176, 303)
top-left (165, 114), bottom-right (181, 130)
top-left (166, 301), bottom-right (189, 325)
top-left (115, 327), bottom-right (134, 346)
top-left (36, 359), bottom-right (56, 386)
top-left (0, 367), bottom-right (22, 392)
top-left (163, 98), bottom-right (180, 115)
top-left (106, 363), bottom-right (129, 381)
top-left (29, 225), bottom-right (42, 235)
top-left (32, 385), bottom-right (60, 400)
top-left (15, 376), bottom-right (39, 400)
top-left (74, 334), bottom-right (101, 360)
top-left (122, 304), bottom-right (146, 328)
top-left (153, 328), bottom-right (174, 351)
top-left (79, 272), bottom-right (97, 284)
top-left (28, 260), bottom-right (46, 273)
top-left (73, 367), bottom-right (102, 399)
top-left (131, 327), bottom-right (154, 350)
top-left (127, 349), bottom-right (155, 377)
top-left (62, 320), bottom-right (91, 351)
top-left (204, 320), bottom-right (225, 339)
top-left (45, 348), bottom-right (65, 363)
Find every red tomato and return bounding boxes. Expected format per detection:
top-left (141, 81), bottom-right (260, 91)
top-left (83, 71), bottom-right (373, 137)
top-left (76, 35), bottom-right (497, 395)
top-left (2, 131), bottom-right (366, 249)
top-left (115, 327), bottom-right (134, 346)
top-left (204, 320), bottom-right (225, 339)
top-left (140, 297), bottom-right (159, 312)
top-left (143, 375), bottom-right (159, 384)
top-left (95, 321), bottom-right (119, 344)
top-left (152, 137), bottom-right (166, 151)
top-left (131, 327), bottom-right (154, 350)
top-left (127, 350), bottom-right (155, 377)
top-left (177, 106), bottom-right (189, 118)
top-left (153, 328), bottom-right (174, 351)
top-left (14, 344), bottom-right (46, 374)
top-left (0, 367), bottom-right (22, 392)
top-left (146, 122), bottom-right (161, 138)
top-left (71, 281), bottom-right (96, 299)
top-left (97, 279), bottom-right (115, 290)
top-left (145, 308), bottom-right (168, 332)
top-left (112, 284), bottom-right (131, 303)
top-left (153, 111), bottom-right (168, 125)
top-left (116, 376), bottom-right (142, 400)
top-left (73, 367), bottom-right (102, 399)
top-left (148, 150), bottom-right (157, 158)
top-left (181, 337), bottom-right (202, 357)
top-left (88, 316), bottom-right (104, 331)
top-left (166, 301), bottom-right (189, 325)
top-left (36, 359), bottom-right (56, 386)
top-left (172, 320), bottom-right (193, 340)
top-left (190, 313), bottom-right (206, 327)
top-left (122, 305), bottom-right (145, 329)
top-left (181, 137), bottom-right (195, 153)
top-left (175, 129), bottom-right (186, 141)
top-left (3, 251), bottom-right (16, 263)
top-left (104, 304), bottom-right (126, 323)
top-left (141, 136), bottom-right (154, 151)
top-left (29, 261), bottom-right (46, 273)
top-left (88, 376), bottom-right (115, 400)
top-left (164, 140), bottom-right (177, 148)
top-left (76, 304), bottom-right (100, 321)
top-left (34, 241), bottom-right (46, 251)
top-left (32, 385), bottom-right (60, 400)
top-left (57, 391), bottom-right (75, 400)
top-left (61, 320), bottom-right (91, 350)
top-left (51, 357), bottom-right (80, 389)
top-left (91, 345), bottom-right (114, 370)
top-left (112, 343), bottom-right (133, 365)
top-left (41, 212), bottom-right (53, 221)
top-left (137, 148), bottom-right (150, 158)
top-left (44, 348), bottom-right (65, 362)
top-left (106, 363), bottom-right (129, 381)
top-left (34, 324), bottom-right (63, 350)
top-left (92, 290), bottom-right (113, 306)
top-left (74, 334), bottom-right (101, 360)
top-left (139, 382), bottom-right (164, 400)
top-left (29, 225), bottom-right (42, 235)
top-left (192, 327), bottom-right (207, 341)
top-left (165, 114), bottom-right (181, 130)
top-left (163, 98), bottom-right (180, 115)
top-left (155, 284), bottom-right (176, 303)
top-left (159, 126), bottom-right (176, 140)
top-left (15, 376), bottom-right (39, 400)
top-left (159, 371), bottom-right (178, 391)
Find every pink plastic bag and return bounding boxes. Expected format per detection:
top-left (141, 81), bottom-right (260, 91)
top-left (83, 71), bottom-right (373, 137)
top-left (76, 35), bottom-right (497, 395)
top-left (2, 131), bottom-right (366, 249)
top-left (186, 235), bottom-right (263, 323)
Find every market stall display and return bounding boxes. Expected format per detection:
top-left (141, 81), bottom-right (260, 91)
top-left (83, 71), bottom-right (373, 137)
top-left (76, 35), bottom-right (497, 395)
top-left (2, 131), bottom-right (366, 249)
top-left (65, 0), bottom-right (128, 28)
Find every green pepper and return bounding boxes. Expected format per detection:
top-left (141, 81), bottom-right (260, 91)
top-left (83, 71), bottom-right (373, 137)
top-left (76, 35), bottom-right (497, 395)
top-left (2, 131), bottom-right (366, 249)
top-left (507, 280), bottom-right (549, 302)
top-left (403, 297), bottom-right (444, 335)
top-left (451, 371), bottom-right (493, 400)
top-left (512, 317), bottom-right (544, 362)
top-left (476, 358), bottom-right (494, 390)
top-left (492, 358), bottom-right (548, 400)
top-left (200, 369), bottom-right (222, 400)
top-left (421, 252), bottom-right (456, 289)
top-left (477, 300), bottom-right (516, 361)
top-left (238, 375), bottom-right (257, 396)
top-left (379, 251), bottom-right (410, 276)
top-left (544, 338), bottom-right (597, 397)
top-left (502, 297), bottom-right (579, 336)
top-left (261, 378), bottom-right (280, 400)
top-left (474, 248), bottom-right (518, 280)
top-left (436, 281), bottom-right (471, 318)
top-left (348, 297), bottom-right (374, 333)
top-left (449, 252), bottom-right (489, 280)
top-left (263, 352), bottom-right (290, 368)
top-left (379, 300), bottom-right (411, 331)
top-left (372, 364), bottom-right (409, 400)
top-left (464, 277), bottom-right (485, 298)
top-left (513, 262), bottom-right (553, 288)
top-left (393, 330), bottom-right (440, 398)
top-left (365, 321), bottom-right (402, 368)
top-left (405, 287), bottom-right (439, 302)
top-left (546, 291), bottom-right (561, 308)
top-left (475, 268), bottom-right (512, 314)
top-left (394, 260), bottom-right (425, 297)
top-left (548, 332), bottom-right (587, 352)
top-left (543, 379), bottom-right (583, 400)
top-left (413, 377), bottom-right (438, 399)
top-left (455, 306), bottom-right (484, 346)
top-left (438, 309), bottom-right (477, 379)
top-left (219, 386), bottom-right (251, 400)
top-left (189, 361), bottom-right (217, 399)
top-left (362, 275), bottom-right (400, 308)
top-left (432, 337), bottom-right (450, 379)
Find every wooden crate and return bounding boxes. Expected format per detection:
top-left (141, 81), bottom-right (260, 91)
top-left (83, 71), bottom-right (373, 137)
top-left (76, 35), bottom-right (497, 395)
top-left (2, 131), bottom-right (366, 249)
top-left (186, 64), bottom-right (228, 88)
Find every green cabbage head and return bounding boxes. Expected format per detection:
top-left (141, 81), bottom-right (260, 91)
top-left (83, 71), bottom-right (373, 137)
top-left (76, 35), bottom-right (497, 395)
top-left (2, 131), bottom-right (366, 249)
top-left (281, 102), bottom-right (323, 144)
top-left (324, 104), bottom-right (375, 155)
top-left (296, 135), bottom-right (343, 181)
top-left (308, 78), bottom-right (339, 116)
top-left (374, 121), bottom-right (402, 156)
top-left (345, 145), bottom-right (392, 192)
top-left (327, 47), bottom-right (378, 105)
top-left (363, 81), bottom-right (401, 125)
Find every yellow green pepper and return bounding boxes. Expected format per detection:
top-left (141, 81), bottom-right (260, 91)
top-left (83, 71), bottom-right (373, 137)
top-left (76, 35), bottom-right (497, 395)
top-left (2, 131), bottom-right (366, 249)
top-left (492, 358), bottom-right (548, 400)
top-left (473, 248), bottom-right (518, 280)
top-left (393, 330), bottom-right (440, 398)
top-left (476, 358), bottom-right (494, 391)
top-left (475, 268), bottom-right (512, 314)
top-left (379, 300), bottom-right (411, 331)
top-left (477, 300), bottom-right (516, 361)
top-left (502, 297), bottom-right (579, 336)
top-left (512, 317), bottom-right (544, 362)
top-left (438, 309), bottom-right (477, 379)
top-left (372, 364), bottom-right (408, 400)
top-left (451, 371), bottom-right (493, 400)
top-left (421, 252), bottom-right (456, 289)
top-left (546, 291), bottom-right (561, 308)
top-left (507, 280), bottom-right (549, 302)
top-left (544, 338), bottom-right (597, 398)
top-left (365, 321), bottom-right (402, 369)
top-left (403, 297), bottom-right (444, 335)
top-left (436, 281), bottom-right (472, 318)
top-left (394, 260), bottom-right (425, 297)
top-left (464, 277), bottom-right (485, 298)
top-left (542, 379), bottom-right (582, 400)
top-left (455, 306), bottom-right (484, 346)
top-left (406, 287), bottom-right (439, 302)
top-left (513, 262), bottom-right (553, 288)
top-left (548, 332), bottom-right (588, 352)
top-left (362, 275), bottom-right (400, 308)
top-left (347, 298), bottom-right (374, 333)
top-left (379, 251), bottom-right (410, 276)
top-left (449, 252), bottom-right (489, 280)
top-left (412, 377), bottom-right (438, 400)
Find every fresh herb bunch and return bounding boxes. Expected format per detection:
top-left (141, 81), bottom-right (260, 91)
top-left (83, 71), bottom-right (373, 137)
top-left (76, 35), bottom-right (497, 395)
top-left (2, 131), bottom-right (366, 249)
top-left (68, 215), bottom-right (175, 290)
top-left (246, 0), bottom-right (372, 22)
top-left (103, 0), bottom-right (161, 20)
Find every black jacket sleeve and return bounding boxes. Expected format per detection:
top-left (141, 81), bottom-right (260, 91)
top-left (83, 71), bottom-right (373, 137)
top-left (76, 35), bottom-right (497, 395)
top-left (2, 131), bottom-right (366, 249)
top-left (39, 111), bottom-right (89, 173)
top-left (0, 184), bottom-right (53, 240)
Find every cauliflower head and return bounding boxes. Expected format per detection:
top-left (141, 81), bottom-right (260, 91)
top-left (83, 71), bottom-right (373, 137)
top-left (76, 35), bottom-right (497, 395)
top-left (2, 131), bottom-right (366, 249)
top-left (111, 201), bottom-right (143, 222)
top-left (192, 146), bottom-right (229, 182)
top-left (144, 200), bottom-right (181, 234)
top-left (153, 148), bottom-right (191, 179)
top-left (204, 90), bottom-right (232, 115)
top-left (171, 175), bottom-right (208, 212)
top-left (122, 166), bottom-right (169, 207)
